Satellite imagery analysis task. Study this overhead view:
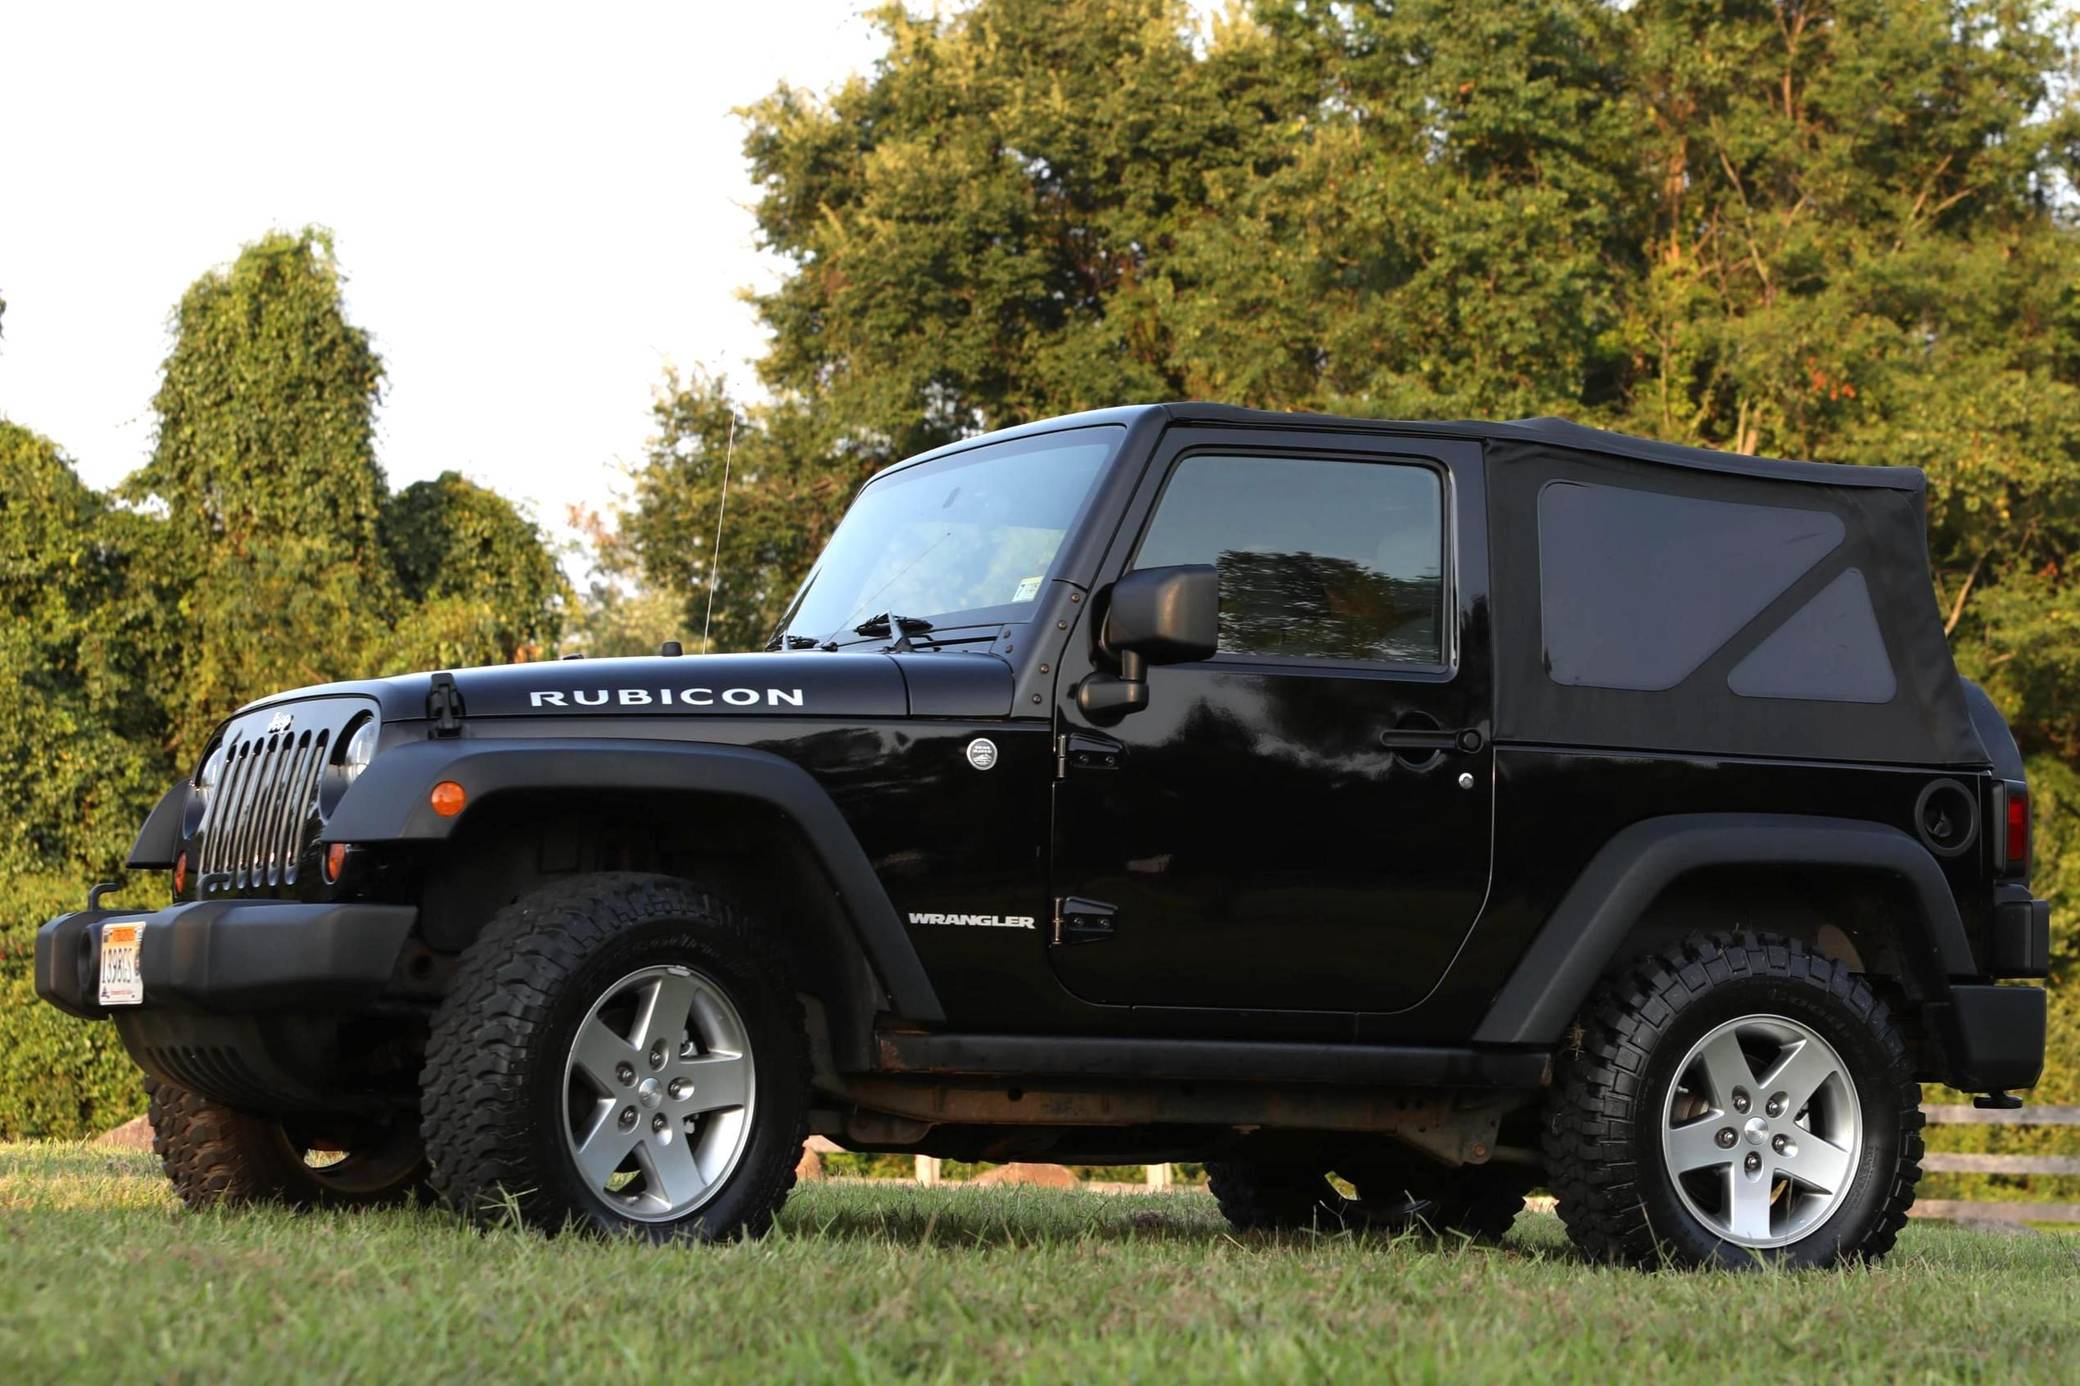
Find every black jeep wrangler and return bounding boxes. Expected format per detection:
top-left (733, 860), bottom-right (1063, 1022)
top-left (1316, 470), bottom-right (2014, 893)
top-left (38, 405), bottom-right (2050, 1267)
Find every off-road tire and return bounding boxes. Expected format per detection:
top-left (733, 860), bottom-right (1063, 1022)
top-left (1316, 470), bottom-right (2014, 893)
top-left (1351, 1163), bottom-right (1531, 1242)
top-left (420, 872), bottom-right (807, 1241)
top-left (1206, 1160), bottom-right (1526, 1240)
top-left (146, 1076), bottom-right (430, 1210)
top-left (1544, 932), bottom-right (1923, 1269)
top-left (1205, 1162), bottom-right (1347, 1231)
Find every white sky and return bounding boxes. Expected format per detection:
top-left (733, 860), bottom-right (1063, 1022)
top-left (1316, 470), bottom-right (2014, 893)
top-left (0, 1), bottom-right (888, 548)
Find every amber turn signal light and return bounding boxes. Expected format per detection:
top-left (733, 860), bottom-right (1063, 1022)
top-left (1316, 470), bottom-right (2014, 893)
top-left (323, 842), bottom-right (350, 884)
top-left (171, 851), bottom-right (188, 896)
top-left (430, 780), bottom-right (467, 818)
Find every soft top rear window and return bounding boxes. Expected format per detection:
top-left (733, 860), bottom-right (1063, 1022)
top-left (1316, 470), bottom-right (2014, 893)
top-left (1538, 482), bottom-right (1845, 692)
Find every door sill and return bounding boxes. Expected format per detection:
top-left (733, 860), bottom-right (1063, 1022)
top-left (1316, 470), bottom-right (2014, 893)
top-left (873, 1030), bottom-right (1550, 1089)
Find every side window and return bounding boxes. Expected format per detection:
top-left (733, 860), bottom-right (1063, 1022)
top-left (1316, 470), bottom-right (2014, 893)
top-left (1537, 482), bottom-right (1848, 692)
top-left (1132, 453), bottom-right (1445, 664)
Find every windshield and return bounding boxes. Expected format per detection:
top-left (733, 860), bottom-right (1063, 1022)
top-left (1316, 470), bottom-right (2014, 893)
top-left (776, 426), bottom-right (1121, 645)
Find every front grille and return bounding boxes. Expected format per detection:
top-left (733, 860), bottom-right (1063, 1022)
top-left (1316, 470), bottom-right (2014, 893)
top-left (200, 727), bottom-right (329, 890)
top-left (196, 698), bottom-right (373, 894)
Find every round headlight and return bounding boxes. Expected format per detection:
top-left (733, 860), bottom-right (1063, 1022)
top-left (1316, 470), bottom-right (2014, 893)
top-left (341, 720), bottom-right (379, 784)
top-left (196, 745), bottom-right (225, 792)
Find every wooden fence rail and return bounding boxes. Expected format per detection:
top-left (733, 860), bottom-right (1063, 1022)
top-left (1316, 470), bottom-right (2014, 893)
top-left (1908, 1105), bottom-right (2080, 1225)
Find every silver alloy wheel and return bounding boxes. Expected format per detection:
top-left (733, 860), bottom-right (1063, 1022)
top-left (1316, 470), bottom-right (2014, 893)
top-left (562, 964), bottom-right (756, 1223)
top-left (1660, 1013), bottom-right (1862, 1249)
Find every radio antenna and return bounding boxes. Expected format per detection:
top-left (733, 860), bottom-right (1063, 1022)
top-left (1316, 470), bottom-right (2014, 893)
top-left (700, 411), bottom-right (738, 655)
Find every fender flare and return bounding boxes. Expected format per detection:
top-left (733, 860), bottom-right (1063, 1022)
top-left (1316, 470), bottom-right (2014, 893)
top-left (323, 737), bottom-right (943, 1022)
top-left (1472, 813), bottom-right (1974, 1047)
top-left (127, 782), bottom-right (189, 870)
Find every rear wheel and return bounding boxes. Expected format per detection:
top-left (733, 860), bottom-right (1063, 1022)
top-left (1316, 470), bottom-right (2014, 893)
top-left (146, 1077), bottom-right (428, 1210)
top-left (1544, 933), bottom-right (1922, 1269)
top-left (420, 872), bottom-right (807, 1241)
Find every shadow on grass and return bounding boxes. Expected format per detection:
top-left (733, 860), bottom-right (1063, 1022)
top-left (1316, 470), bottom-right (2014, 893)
top-left (770, 1180), bottom-right (1550, 1257)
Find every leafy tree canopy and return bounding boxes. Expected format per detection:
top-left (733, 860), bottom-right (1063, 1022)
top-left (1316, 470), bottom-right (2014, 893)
top-left (612, 369), bottom-right (866, 654)
top-left (127, 229), bottom-right (399, 760)
top-left (382, 471), bottom-right (570, 663)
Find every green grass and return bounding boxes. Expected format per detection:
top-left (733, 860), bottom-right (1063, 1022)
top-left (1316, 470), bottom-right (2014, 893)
top-left (5, 1144), bottom-right (2079, 1382)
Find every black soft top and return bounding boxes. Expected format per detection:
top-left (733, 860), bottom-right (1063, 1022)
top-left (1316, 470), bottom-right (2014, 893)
top-left (898, 403), bottom-right (1980, 767)
top-left (886, 402), bottom-right (1925, 490)
top-left (1160, 404), bottom-right (1926, 491)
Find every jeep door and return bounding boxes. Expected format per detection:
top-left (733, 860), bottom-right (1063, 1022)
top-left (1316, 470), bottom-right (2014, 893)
top-left (1048, 427), bottom-right (1495, 1015)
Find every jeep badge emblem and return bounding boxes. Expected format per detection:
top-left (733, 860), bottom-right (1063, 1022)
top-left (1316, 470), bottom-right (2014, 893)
top-left (965, 738), bottom-right (999, 771)
top-left (266, 712), bottom-right (293, 735)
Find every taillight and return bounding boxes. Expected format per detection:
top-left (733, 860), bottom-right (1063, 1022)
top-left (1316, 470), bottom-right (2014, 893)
top-left (2004, 784), bottom-right (2030, 876)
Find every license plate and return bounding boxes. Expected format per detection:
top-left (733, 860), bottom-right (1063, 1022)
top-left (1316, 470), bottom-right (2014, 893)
top-left (98, 920), bottom-right (145, 1007)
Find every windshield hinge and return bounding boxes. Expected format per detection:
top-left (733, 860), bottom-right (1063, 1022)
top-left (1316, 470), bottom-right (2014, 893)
top-left (427, 671), bottom-right (466, 738)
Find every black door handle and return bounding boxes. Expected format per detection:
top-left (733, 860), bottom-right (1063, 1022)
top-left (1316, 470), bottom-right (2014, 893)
top-left (1377, 727), bottom-right (1485, 754)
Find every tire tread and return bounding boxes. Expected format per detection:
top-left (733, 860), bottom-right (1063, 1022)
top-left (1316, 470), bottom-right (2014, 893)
top-left (420, 871), bottom-right (806, 1240)
top-left (1543, 931), bottom-right (1924, 1268)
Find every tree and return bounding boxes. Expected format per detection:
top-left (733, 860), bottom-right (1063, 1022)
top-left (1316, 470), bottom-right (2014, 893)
top-left (0, 424), bottom-right (170, 1139)
top-left (613, 369), bottom-right (869, 652)
top-left (744, 0), bottom-right (1282, 453)
top-left (127, 228), bottom-right (398, 761)
top-left (381, 472), bottom-right (570, 665)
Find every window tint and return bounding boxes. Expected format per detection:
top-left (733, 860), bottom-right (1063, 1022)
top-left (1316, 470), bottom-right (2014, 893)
top-left (1728, 568), bottom-right (1896, 703)
top-left (1538, 482), bottom-right (1844, 691)
top-left (1133, 454), bottom-right (1444, 664)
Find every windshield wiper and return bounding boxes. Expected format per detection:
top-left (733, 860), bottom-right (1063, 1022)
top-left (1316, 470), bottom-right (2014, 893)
top-left (764, 632), bottom-right (824, 651)
top-left (852, 612), bottom-right (935, 652)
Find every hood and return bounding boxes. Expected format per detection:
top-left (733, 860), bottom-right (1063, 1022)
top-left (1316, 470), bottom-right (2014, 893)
top-left (234, 651), bottom-right (1016, 723)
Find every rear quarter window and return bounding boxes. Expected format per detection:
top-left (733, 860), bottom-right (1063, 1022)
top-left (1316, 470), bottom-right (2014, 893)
top-left (1538, 482), bottom-right (1846, 692)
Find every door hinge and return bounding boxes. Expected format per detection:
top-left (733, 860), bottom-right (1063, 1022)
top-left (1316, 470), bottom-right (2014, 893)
top-left (1055, 731), bottom-right (1124, 779)
top-left (1051, 896), bottom-right (1118, 945)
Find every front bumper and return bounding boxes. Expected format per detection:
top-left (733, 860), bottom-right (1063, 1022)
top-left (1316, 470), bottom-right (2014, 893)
top-left (36, 899), bottom-right (417, 1020)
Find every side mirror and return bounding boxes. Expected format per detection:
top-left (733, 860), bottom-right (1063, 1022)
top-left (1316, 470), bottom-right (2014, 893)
top-left (1077, 564), bottom-right (1219, 721)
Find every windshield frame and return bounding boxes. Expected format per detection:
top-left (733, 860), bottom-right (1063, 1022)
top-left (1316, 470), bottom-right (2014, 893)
top-left (773, 423), bottom-right (1127, 649)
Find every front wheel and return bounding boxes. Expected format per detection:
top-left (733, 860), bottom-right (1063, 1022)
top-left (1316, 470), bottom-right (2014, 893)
top-left (420, 873), bottom-right (807, 1240)
top-left (146, 1078), bottom-right (429, 1209)
top-left (1544, 933), bottom-right (1923, 1269)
